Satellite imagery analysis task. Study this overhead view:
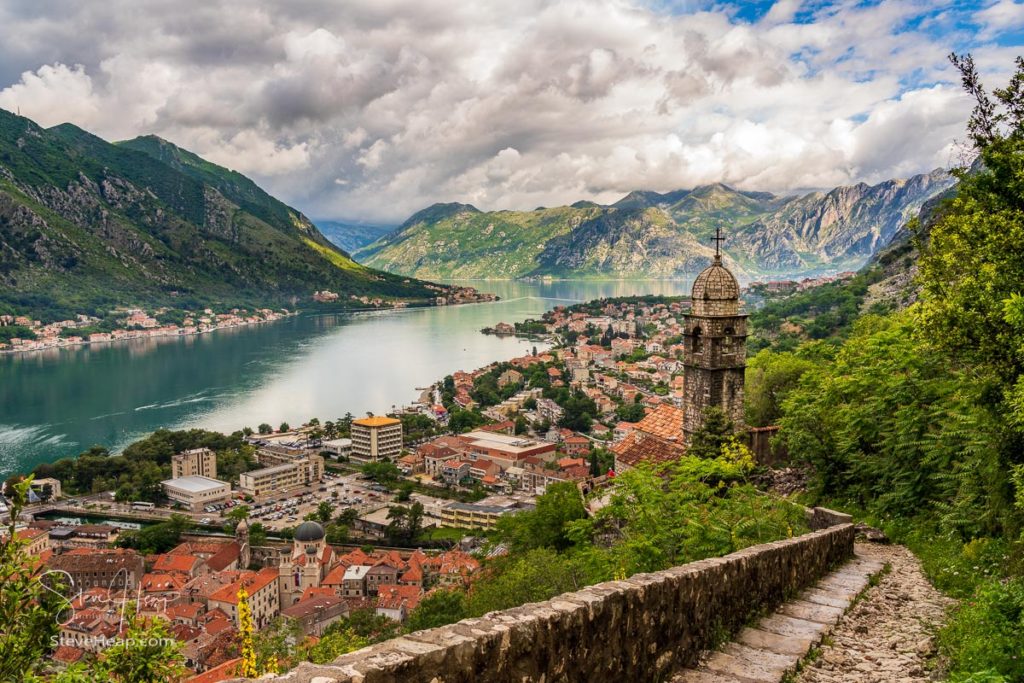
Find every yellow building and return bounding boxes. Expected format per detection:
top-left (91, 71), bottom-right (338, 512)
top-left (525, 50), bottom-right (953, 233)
top-left (351, 416), bottom-right (403, 462)
top-left (439, 502), bottom-right (521, 530)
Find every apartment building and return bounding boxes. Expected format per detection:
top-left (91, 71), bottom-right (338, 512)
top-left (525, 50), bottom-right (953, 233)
top-left (171, 448), bottom-right (218, 480)
top-left (351, 416), bottom-right (403, 462)
top-left (207, 567), bottom-right (280, 629)
top-left (238, 451), bottom-right (324, 500)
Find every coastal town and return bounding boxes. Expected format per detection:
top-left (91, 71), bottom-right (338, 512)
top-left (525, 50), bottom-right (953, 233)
top-left (0, 308), bottom-right (295, 355)
top-left (0, 283), bottom-right (497, 356)
top-left (1, 256), bottom-right (768, 680)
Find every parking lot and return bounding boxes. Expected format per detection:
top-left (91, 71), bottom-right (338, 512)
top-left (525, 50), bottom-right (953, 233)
top-left (241, 471), bottom-right (395, 531)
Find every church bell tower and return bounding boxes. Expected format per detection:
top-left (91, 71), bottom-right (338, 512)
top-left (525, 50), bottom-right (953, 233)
top-left (682, 228), bottom-right (748, 442)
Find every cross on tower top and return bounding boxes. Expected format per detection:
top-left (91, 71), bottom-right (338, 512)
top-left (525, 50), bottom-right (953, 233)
top-left (711, 227), bottom-right (725, 258)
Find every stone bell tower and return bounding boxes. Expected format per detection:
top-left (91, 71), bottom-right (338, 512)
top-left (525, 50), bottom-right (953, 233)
top-left (682, 228), bottom-right (748, 442)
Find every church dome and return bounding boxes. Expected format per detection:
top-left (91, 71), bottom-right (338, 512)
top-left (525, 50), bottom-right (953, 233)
top-left (294, 521), bottom-right (325, 542)
top-left (692, 254), bottom-right (739, 301)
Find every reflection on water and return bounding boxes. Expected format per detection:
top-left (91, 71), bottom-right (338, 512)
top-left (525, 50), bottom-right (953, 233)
top-left (0, 280), bottom-right (691, 475)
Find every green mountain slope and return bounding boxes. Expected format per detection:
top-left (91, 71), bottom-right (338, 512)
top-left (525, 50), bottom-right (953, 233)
top-left (357, 175), bottom-right (955, 281)
top-left (0, 110), bottom-right (443, 320)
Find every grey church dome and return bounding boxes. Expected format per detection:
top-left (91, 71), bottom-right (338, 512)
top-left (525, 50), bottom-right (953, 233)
top-left (691, 254), bottom-right (740, 302)
top-left (294, 520), bottom-right (325, 542)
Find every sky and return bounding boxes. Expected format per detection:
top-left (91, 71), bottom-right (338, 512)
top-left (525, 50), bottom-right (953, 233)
top-left (0, 0), bottom-right (1021, 224)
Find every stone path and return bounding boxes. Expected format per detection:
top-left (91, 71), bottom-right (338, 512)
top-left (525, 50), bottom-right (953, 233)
top-left (793, 543), bottom-right (954, 683)
top-left (673, 542), bottom-right (949, 683)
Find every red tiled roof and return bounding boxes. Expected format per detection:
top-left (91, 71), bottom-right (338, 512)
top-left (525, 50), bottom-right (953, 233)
top-left (301, 586), bottom-right (336, 601)
top-left (140, 572), bottom-right (187, 593)
top-left (153, 553), bottom-right (202, 574)
top-left (633, 403), bottom-right (685, 441)
top-left (53, 645), bottom-right (85, 663)
top-left (375, 584), bottom-right (422, 611)
top-left (207, 568), bottom-right (278, 605)
top-left (185, 658), bottom-right (241, 683)
top-left (611, 432), bottom-right (686, 467)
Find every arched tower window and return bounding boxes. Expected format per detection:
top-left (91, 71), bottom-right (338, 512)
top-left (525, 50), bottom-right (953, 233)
top-left (692, 326), bottom-right (703, 353)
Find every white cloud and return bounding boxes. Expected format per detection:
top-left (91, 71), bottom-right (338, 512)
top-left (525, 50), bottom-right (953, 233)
top-left (0, 0), bottom-right (1009, 222)
top-left (974, 0), bottom-right (1024, 40)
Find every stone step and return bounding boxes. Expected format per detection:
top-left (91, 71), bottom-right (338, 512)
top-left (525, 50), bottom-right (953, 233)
top-left (671, 553), bottom-right (885, 683)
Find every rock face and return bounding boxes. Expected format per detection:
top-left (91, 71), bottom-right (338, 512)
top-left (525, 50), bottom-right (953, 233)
top-left (0, 110), bottom-right (438, 316)
top-left (357, 174), bottom-right (955, 281)
top-left (235, 522), bottom-right (855, 683)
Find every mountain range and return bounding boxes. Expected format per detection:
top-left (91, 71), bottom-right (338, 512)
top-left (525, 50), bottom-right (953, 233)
top-left (315, 220), bottom-right (396, 254)
top-left (0, 109), bottom-right (443, 320)
top-left (355, 172), bottom-right (955, 281)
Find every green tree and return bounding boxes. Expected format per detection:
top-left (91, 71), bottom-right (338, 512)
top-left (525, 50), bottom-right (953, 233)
top-left (279, 422), bottom-right (290, 433)
top-left (495, 482), bottom-right (586, 552)
top-left (685, 407), bottom-right (734, 460)
top-left (99, 612), bottom-right (188, 683)
top-left (362, 461), bottom-right (402, 489)
top-left (405, 589), bottom-right (468, 632)
top-left (744, 349), bottom-right (817, 427)
top-left (385, 502), bottom-right (424, 544)
top-left (0, 479), bottom-right (66, 681)
top-left (315, 500), bottom-right (334, 524)
top-left (615, 402), bottom-right (646, 423)
top-left (226, 505), bottom-right (251, 525)
top-left (303, 625), bottom-right (367, 664)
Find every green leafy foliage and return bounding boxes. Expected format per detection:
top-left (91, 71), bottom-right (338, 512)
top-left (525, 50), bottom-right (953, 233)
top-left (770, 55), bottom-right (1024, 682)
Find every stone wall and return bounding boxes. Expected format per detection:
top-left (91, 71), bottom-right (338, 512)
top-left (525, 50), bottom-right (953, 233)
top-left (240, 523), bottom-right (854, 683)
top-left (807, 506), bottom-right (854, 531)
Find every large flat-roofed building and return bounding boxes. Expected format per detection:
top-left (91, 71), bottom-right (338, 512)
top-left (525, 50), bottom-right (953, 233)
top-left (238, 451), bottom-right (324, 500)
top-left (439, 501), bottom-right (525, 530)
top-left (162, 475), bottom-right (232, 511)
top-left (171, 447), bottom-right (218, 480)
top-left (351, 416), bottom-right (403, 462)
top-left (456, 430), bottom-right (556, 470)
top-left (321, 438), bottom-right (352, 459)
top-left (238, 463), bottom-right (302, 499)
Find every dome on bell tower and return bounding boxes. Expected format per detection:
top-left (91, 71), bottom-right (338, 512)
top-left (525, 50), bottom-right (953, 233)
top-left (691, 254), bottom-right (740, 316)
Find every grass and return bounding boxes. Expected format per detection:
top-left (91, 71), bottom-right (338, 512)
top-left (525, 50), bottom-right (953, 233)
top-left (302, 236), bottom-right (370, 274)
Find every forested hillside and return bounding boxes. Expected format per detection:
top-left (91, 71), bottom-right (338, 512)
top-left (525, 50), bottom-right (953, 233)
top-left (0, 111), bottom-right (445, 321)
top-left (746, 55), bottom-right (1024, 682)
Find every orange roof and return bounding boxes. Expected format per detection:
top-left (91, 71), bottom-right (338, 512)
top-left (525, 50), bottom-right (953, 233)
top-left (301, 586), bottom-right (336, 601)
top-left (633, 403), bottom-right (685, 441)
top-left (376, 584), bottom-right (422, 611)
top-left (53, 645), bottom-right (85, 664)
top-left (153, 553), bottom-right (202, 574)
top-left (186, 658), bottom-right (240, 683)
top-left (352, 416), bottom-right (401, 428)
top-left (611, 432), bottom-right (686, 467)
top-left (141, 573), bottom-right (187, 593)
top-left (16, 528), bottom-right (47, 541)
top-left (165, 603), bottom-right (205, 621)
top-left (207, 568), bottom-right (278, 604)
top-left (322, 564), bottom-right (348, 586)
top-left (400, 564), bottom-right (423, 583)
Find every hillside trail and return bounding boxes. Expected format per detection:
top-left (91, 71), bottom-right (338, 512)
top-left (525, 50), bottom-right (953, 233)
top-left (793, 542), bottom-right (954, 683)
top-left (673, 542), bottom-right (954, 683)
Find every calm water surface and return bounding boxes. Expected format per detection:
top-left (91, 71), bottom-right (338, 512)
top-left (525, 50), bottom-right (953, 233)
top-left (0, 280), bottom-right (691, 475)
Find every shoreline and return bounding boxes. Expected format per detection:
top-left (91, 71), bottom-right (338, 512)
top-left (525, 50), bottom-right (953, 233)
top-left (0, 310), bottom-right (301, 357)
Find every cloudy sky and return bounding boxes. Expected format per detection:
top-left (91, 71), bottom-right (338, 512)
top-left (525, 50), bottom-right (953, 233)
top-left (0, 0), bottom-right (1021, 223)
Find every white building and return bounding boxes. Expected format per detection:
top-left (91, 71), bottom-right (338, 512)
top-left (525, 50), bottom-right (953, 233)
top-left (162, 475), bottom-right (231, 511)
top-left (322, 438), bottom-right (353, 459)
